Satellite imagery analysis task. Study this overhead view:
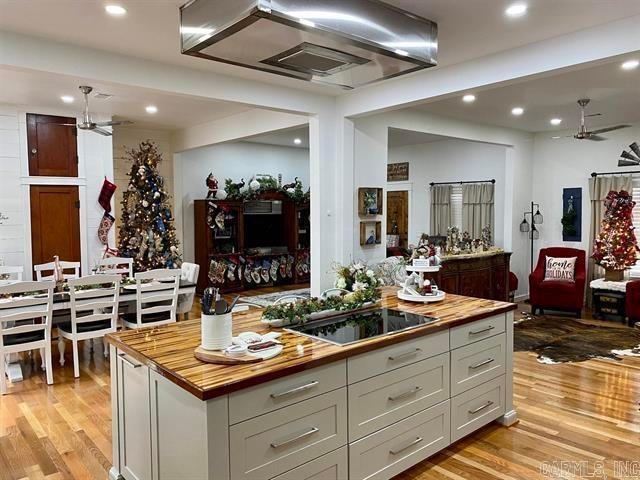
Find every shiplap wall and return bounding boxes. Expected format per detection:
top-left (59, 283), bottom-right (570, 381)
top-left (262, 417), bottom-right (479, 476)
top-left (0, 105), bottom-right (24, 269)
top-left (112, 126), bottom-right (174, 242)
top-left (0, 103), bottom-right (114, 275)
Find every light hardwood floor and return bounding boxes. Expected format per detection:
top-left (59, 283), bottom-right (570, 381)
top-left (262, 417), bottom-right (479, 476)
top-left (1, 299), bottom-right (639, 480)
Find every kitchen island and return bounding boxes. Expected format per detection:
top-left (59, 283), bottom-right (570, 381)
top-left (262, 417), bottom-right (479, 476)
top-left (106, 287), bottom-right (517, 480)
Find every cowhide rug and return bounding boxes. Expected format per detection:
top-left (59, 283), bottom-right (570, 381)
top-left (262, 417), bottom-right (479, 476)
top-left (514, 315), bottom-right (640, 363)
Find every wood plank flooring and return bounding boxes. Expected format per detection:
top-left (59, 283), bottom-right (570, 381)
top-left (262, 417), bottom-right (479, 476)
top-left (1, 298), bottom-right (639, 480)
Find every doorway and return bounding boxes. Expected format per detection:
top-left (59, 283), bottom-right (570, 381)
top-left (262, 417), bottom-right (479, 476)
top-left (29, 185), bottom-right (81, 275)
top-left (387, 190), bottom-right (409, 248)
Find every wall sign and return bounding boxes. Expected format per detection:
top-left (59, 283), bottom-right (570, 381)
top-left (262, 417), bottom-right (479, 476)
top-left (562, 187), bottom-right (582, 242)
top-left (0, 212), bottom-right (8, 225)
top-left (387, 162), bottom-right (409, 182)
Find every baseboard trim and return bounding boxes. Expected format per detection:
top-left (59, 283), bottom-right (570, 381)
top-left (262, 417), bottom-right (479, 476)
top-left (108, 467), bottom-right (124, 480)
top-left (497, 409), bottom-right (518, 427)
top-left (514, 293), bottom-right (529, 302)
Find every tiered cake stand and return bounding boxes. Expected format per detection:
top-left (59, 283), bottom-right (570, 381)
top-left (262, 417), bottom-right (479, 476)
top-left (397, 264), bottom-right (446, 303)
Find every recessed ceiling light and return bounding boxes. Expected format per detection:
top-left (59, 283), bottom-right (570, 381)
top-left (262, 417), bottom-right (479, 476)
top-left (551, 136), bottom-right (561, 139)
top-left (60, 95), bottom-right (74, 104)
top-left (505, 3), bottom-right (527, 17)
top-left (299, 19), bottom-right (316, 28)
top-left (293, 138), bottom-right (302, 145)
top-left (550, 118), bottom-right (562, 126)
top-left (105, 4), bottom-right (127, 16)
top-left (462, 94), bottom-right (476, 103)
top-left (394, 49), bottom-right (409, 57)
top-left (511, 107), bottom-right (524, 116)
top-left (621, 59), bottom-right (639, 70)
top-left (145, 105), bottom-right (158, 114)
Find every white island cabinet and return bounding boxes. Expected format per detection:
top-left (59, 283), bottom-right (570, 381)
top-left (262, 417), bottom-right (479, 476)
top-left (108, 308), bottom-right (515, 480)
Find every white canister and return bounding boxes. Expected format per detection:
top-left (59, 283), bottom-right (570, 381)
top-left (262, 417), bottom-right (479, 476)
top-left (201, 312), bottom-right (233, 351)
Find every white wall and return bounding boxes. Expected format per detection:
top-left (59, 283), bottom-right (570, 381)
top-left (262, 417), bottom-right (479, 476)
top-left (177, 141), bottom-right (309, 263)
top-left (532, 123), bottom-right (640, 258)
top-left (0, 103), bottom-right (114, 276)
top-left (388, 138), bottom-right (507, 246)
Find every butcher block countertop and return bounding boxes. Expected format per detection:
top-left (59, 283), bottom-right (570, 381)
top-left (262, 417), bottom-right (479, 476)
top-left (105, 287), bottom-right (516, 400)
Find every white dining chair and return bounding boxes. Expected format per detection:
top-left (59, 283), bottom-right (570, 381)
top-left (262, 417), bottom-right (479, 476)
top-left (0, 280), bottom-right (55, 395)
top-left (0, 266), bottom-right (24, 282)
top-left (34, 261), bottom-right (81, 281)
top-left (97, 257), bottom-right (134, 278)
top-left (122, 269), bottom-right (181, 329)
top-left (177, 262), bottom-right (200, 319)
top-left (58, 274), bottom-right (121, 378)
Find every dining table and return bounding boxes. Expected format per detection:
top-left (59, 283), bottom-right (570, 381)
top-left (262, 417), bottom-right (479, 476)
top-left (2, 280), bottom-right (197, 383)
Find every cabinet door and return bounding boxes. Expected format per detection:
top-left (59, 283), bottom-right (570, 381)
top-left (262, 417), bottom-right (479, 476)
top-left (117, 352), bottom-right (152, 480)
top-left (27, 113), bottom-right (78, 177)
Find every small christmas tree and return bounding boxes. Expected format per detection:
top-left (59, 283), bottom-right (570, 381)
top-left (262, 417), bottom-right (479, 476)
top-left (592, 190), bottom-right (639, 275)
top-left (117, 141), bottom-right (181, 271)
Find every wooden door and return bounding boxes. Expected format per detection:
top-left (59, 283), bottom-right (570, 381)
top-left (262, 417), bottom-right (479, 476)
top-left (27, 113), bottom-right (78, 177)
top-left (30, 186), bottom-right (81, 272)
top-left (386, 191), bottom-right (409, 247)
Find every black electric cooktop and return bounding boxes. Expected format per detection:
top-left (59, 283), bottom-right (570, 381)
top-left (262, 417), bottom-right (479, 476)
top-left (285, 308), bottom-right (440, 346)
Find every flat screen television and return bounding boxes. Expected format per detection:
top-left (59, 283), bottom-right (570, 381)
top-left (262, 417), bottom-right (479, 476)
top-left (244, 214), bottom-right (285, 248)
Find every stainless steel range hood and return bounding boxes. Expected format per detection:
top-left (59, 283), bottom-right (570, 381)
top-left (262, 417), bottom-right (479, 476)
top-left (180, 0), bottom-right (437, 89)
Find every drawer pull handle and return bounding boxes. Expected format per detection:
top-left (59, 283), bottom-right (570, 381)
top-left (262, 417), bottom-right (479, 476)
top-left (389, 436), bottom-right (423, 455)
top-left (470, 358), bottom-right (495, 370)
top-left (270, 380), bottom-right (319, 399)
top-left (388, 386), bottom-right (423, 402)
top-left (388, 348), bottom-right (421, 362)
top-left (469, 326), bottom-right (495, 335)
top-left (469, 401), bottom-right (494, 414)
top-left (118, 353), bottom-right (142, 369)
top-left (270, 427), bottom-right (319, 449)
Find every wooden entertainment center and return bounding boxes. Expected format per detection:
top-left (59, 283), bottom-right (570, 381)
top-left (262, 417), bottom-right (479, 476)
top-left (194, 192), bottom-right (310, 293)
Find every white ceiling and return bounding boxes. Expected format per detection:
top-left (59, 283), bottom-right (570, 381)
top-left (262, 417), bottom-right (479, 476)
top-left (0, 68), bottom-right (251, 129)
top-left (412, 55), bottom-right (640, 133)
top-left (2, 0), bottom-right (640, 95)
top-left (244, 126), bottom-right (309, 149)
top-left (388, 129), bottom-right (447, 148)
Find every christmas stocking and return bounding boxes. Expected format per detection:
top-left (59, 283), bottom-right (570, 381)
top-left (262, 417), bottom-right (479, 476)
top-left (98, 177), bottom-right (117, 212)
top-left (98, 212), bottom-right (115, 245)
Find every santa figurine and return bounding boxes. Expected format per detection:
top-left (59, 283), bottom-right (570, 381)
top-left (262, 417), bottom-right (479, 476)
top-left (205, 173), bottom-right (218, 199)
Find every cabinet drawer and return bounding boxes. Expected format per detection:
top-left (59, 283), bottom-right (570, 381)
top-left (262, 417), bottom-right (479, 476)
top-left (229, 361), bottom-right (346, 424)
top-left (450, 314), bottom-right (505, 349)
top-left (348, 352), bottom-right (449, 441)
top-left (348, 329), bottom-right (449, 384)
top-left (271, 447), bottom-right (348, 480)
top-left (451, 376), bottom-right (505, 443)
top-left (451, 334), bottom-right (505, 396)
top-left (349, 400), bottom-right (450, 480)
top-left (230, 389), bottom-right (347, 480)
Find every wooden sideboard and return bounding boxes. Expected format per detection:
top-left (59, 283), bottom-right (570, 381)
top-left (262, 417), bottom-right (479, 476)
top-left (426, 251), bottom-right (512, 302)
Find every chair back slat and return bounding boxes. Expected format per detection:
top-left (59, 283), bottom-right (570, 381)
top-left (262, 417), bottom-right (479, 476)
top-left (34, 261), bottom-right (80, 281)
top-left (68, 275), bottom-right (120, 334)
top-left (133, 269), bottom-right (180, 328)
top-left (0, 281), bottom-right (54, 348)
top-left (97, 257), bottom-right (134, 278)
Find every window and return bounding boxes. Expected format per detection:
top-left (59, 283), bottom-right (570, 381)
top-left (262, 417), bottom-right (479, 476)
top-left (632, 180), bottom-right (640, 277)
top-left (451, 184), bottom-right (463, 229)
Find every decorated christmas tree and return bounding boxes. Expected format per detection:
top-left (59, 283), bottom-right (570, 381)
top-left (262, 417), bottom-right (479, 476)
top-left (117, 141), bottom-right (182, 271)
top-left (592, 189), bottom-right (639, 275)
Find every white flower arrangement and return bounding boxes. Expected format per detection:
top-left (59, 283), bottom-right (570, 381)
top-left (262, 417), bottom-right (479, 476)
top-left (333, 261), bottom-right (380, 293)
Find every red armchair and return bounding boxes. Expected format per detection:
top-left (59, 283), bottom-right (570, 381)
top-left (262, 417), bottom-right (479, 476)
top-left (627, 280), bottom-right (640, 326)
top-left (529, 247), bottom-right (586, 317)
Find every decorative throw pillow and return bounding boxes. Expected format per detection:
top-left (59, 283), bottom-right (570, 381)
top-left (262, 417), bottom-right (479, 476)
top-left (544, 256), bottom-right (577, 282)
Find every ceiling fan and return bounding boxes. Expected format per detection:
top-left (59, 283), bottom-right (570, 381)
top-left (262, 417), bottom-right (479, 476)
top-left (567, 98), bottom-right (630, 141)
top-left (60, 86), bottom-right (133, 136)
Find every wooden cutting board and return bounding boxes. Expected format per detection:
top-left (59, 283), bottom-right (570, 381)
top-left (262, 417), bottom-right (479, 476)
top-left (194, 346), bottom-right (262, 364)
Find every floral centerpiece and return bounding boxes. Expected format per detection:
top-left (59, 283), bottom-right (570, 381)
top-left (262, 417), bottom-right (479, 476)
top-left (261, 261), bottom-right (381, 326)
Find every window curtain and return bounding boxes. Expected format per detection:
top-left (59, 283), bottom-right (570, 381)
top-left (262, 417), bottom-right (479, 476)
top-left (462, 183), bottom-right (494, 238)
top-left (430, 185), bottom-right (452, 235)
top-left (587, 175), bottom-right (633, 305)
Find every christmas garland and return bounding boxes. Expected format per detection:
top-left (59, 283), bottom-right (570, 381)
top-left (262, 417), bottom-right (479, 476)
top-left (223, 177), bottom-right (310, 203)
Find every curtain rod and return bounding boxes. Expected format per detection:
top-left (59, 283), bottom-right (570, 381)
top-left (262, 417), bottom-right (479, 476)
top-left (429, 179), bottom-right (495, 186)
top-left (591, 170), bottom-right (640, 177)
